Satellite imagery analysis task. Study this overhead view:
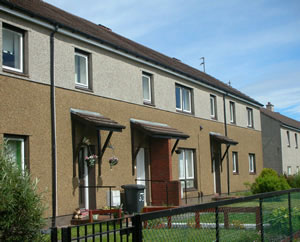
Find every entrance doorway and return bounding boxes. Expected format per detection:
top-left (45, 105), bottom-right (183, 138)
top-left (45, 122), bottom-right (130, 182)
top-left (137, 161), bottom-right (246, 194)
top-left (136, 148), bottom-right (147, 205)
top-left (78, 146), bottom-right (96, 209)
top-left (211, 142), bottom-right (221, 195)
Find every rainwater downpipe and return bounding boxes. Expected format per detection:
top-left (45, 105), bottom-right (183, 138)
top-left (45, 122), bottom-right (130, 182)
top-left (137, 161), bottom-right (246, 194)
top-left (223, 93), bottom-right (230, 195)
top-left (50, 24), bottom-right (58, 228)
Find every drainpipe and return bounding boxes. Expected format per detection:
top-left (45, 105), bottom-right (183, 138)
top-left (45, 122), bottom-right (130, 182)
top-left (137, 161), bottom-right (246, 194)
top-left (50, 24), bottom-right (58, 228)
top-left (223, 94), bottom-right (230, 195)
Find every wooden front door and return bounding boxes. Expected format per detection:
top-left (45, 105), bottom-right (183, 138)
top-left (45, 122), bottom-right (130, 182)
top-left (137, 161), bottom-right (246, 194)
top-left (212, 142), bottom-right (222, 195)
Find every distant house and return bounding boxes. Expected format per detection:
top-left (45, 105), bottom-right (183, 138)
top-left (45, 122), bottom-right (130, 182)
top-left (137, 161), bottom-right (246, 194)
top-left (261, 103), bottom-right (300, 175)
top-left (0, 0), bottom-right (264, 225)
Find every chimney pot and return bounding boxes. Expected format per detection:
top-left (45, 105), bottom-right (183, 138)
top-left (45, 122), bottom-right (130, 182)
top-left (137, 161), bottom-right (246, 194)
top-left (266, 102), bottom-right (274, 112)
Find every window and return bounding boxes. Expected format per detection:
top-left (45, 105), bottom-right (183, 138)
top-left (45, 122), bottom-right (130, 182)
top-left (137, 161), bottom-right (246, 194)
top-left (2, 25), bottom-right (24, 72)
top-left (287, 166), bottom-right (292, 176)
top-left (75, 50), bottom-right (90, 88)
top-left (178, 149), bottom-right (195, 189)
top-left (296, 166), bottom-right (299, 174)
top-left (229, 101), bottom-right (236, 123)
top-left (295, 133), bottom-right (298, 149)
top-left (142, 73), bottom-right (153, 104)
top-left (210, 95), bottom-right (217, 119)
top-left (176, 85), bottom-right (192, 113)
top-left (232, 152), bottom-right (238, 174)
top-left (5, 135), bottom-right (28, 172)
top-left (247, 108), bottom-right (254, 128)
top-left (287, 131), bottom-right (290, 147)
top-left (249, 153), bottom-right (256, 173)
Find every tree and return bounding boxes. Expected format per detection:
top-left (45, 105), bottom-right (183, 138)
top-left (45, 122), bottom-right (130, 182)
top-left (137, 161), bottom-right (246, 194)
top-left (0, 143), bottom-right (46, 241)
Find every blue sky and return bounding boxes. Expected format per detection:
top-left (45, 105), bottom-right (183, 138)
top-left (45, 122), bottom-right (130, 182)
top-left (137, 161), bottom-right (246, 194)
top-left (45, 0), bottom-right (300, 120)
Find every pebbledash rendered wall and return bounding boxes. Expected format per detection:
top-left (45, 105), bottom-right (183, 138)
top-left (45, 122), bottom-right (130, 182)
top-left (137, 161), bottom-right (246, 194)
top-left (0, 10), bottom-right (263, 218)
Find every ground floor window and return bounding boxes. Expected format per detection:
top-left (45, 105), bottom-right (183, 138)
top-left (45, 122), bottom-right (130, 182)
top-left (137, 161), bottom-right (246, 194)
top-left (287, 166), bottom-right (292, 175)
top-left (178, 149), bottom-right (195, 189)
top-left (232, 152), bottom-right (238, 174)
top-left (5, 135), bottom-right (27, 171)
top-left (249, 153), bottom-right (256, 174)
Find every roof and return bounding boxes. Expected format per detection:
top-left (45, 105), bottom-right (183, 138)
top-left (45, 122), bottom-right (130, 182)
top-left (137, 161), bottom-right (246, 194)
top-left (71, 108), bottom-right (125, 132)
top-left (1, 0), bottom-right (262, 107)
top-left (260, 108), bottom-right (300, 131)
top-left (210, 132), bottom-right (238, 145)
top-left (130, 118), bottom-right (189, 140)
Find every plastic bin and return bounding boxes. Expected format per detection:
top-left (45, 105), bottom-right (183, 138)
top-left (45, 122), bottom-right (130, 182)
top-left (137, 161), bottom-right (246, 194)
top-left (121, 184), bottom-right (145, 214)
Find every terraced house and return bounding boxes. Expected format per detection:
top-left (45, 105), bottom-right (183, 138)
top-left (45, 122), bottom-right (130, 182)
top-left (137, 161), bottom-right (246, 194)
top-left (261, 103), bottom-right (300, 175)
top-left (0, 0), bottom-right (263, 224)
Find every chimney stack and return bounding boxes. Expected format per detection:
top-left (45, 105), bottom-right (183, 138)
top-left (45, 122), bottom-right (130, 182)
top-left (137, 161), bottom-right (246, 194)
top-left (266, 102), bottom-right (274, 112)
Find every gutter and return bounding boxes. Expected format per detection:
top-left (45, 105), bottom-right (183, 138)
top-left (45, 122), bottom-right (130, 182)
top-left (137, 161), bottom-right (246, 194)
top-left (50, 24), bottom-right (58, 228)
top-left (0, 2), bottom-right (263, 108)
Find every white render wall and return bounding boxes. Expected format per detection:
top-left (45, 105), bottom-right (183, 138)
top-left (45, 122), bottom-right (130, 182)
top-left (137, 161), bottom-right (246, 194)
top-left (281, 127), bottom-right (300, 174)
top-left (0, 13), bottom-right (261, 130)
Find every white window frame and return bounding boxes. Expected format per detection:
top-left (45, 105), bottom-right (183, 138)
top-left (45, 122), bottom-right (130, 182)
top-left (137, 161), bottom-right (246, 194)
top-left (247, 108), bottom-right (254, 128)
top-left (232, 152), bottom-right (238, 173)
top-left (295, 133), bottom-right (298, 149)
top-left (230, 101), bottom-right (236, 123)
top-left (178, 149), bottom-right (195, 189)
top-left (142, 73), bottom-right (152, 103)
top-left (287, 131), bottom-right (291, 147)
top-left (210, 95), bottom-right (217, 119)
top-left (249, 154), bottom-right (255, 173)
top-left (296, 166), bottom-right (299, 174)
top-left (287, 166), bottom-right (292, 175)
top-left (2, 27), bottom-right (23, 73)
top-left (176, 85), bottom-right (192, 113)
top-left (6, 137), bottom-right (25, 172)
top-left (75, 51), bottom-right (89, 88)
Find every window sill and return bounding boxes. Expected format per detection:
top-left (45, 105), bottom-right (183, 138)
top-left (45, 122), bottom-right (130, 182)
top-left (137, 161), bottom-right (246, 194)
top-left (233, 172), bottom-right (239, 175)
top-left (183, 187), bottom-right (197, 192)
top-left (211, 117), bottom-right (218, 121)
top-left (249, 172), bottom-right (256, 175)
top-left (3, 68), bottom-right (29, 78)
top-left (230, 122), bottom-right (236, 125)
top-left (247, 126), bottom-right (254, 129)
top-left (176, 109), bottom-right (194, 116)
top-left (143, 101), bottom-right (155, 107)
top-left (75, 85), bottom-right (93, 93)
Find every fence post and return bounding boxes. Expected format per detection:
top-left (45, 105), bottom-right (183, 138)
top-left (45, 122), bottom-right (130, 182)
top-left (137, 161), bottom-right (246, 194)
top-left (259, 198), bottom-right (264, 242)
top-left (288, 193), bottom-right (293, 240)
top-left (215, 206), bottom-right (219, 242)
top-left (51, 227), bottom-right (57, 242)
top-left (132, 214), bottom-right (143, 242)
top-left (61, 227), bottom-right (71, 242)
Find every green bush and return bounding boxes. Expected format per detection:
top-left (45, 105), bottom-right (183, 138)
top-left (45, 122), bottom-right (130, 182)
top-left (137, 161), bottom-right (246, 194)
top-left (251, 168), bottom-right (291, 194)
top-left (285, 172), bottom-right (300, 188)
top-left (0, 144), bottom-right (46, 241)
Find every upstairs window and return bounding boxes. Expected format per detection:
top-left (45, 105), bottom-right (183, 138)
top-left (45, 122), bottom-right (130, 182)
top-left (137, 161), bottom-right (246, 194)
top-left (230, 101), bottom-right (236, 123)
top-left (287, 131), bottom-right (290, 147)
top-left (210, 95), bottom-right (217, 119)
top-left (232, 152), bottom-right (238, 174)
top-left (2, 25), bottom-right (24, 72)
top-left (295, 133), bottom-right (298, 149)
top-left (176, 85), bottom-right (192, 113)
top-left (249, 153), bottom-right (256, 174)
top-left (142, 73), bottom-right (153, 104)
top-left (75, 50), bottom-right (90, 89)
top-left (178, 149), bottom-right (195, 189)
top-left (247, 107), bottom-right (254, 128)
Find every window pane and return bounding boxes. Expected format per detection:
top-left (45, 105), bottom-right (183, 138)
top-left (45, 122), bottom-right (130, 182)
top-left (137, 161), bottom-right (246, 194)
top-left (249, 155), bottom-right (253, 172)
top-left (210, 97), bottom-right (215, 116)
top-left (142, 75), bottom-right (150, 101)
top-left (178, 152), bottom-right (185, 179)
top-left (7, 139), bottom-right (23, 169)
top-left (233, 153), bottom-right (236, 172)
top-left (230, 102), bottom-right (235, 122)
top-left (3, 28), bottom-right (21, 70)
top-left (176, 86), bottom-right (182, 109)
top-left (185, 150), bottom-right (194, 179)
top-left (182, 88), bottom-right (191, 112)
top-left (75, 54), bottom-right (88, 86)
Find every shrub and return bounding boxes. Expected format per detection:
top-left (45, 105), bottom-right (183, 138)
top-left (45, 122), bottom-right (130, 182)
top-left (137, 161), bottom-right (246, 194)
top-left (285, 172), bottom-right (300, 188)
top-left (251, 168), bottom-right (291, 194)
top-left (0, 144), bottom-right (46, 241)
